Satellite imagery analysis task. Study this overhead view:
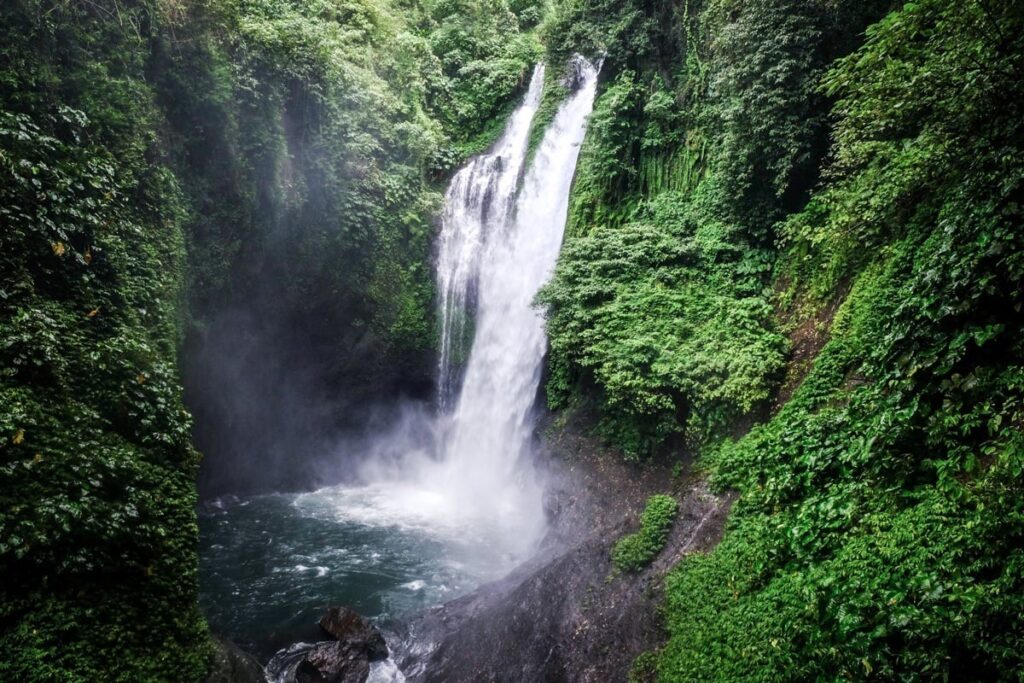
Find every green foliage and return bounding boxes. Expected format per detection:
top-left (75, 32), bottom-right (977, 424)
top-left (563, 70), bottom-right (645, 233)
top-left (612, 494), bottom-right (679, 572)
top-left (542, 0), bottom-right (1024, 677)
top-left (540, 0), bottom-right (663, 73)
top-left (525, 61), bottom-right (570, 163)
top-left (161, 0), bottom-right (539, 347)
top-left (541, 188), bottom-right (786, 456)
top-left (0, 2), bottom-right (210, 679)
top-left (539, 0), bottom-right (887, 453)
top-left (628, 650), bottom-right (659, 683)
top-left (653, 0), bottom-right (1024, 679)
top-left (426, 0), bottom-right (542, 159)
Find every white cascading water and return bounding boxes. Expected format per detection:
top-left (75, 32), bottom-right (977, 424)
top-left (228, 59), bottom-right (600, 683)
top-left (431, 56), bottom-right (600, 546)
top-left (435, 65), bottom-right (545, 411)
top-left (283, 55), bottom-right (599, 578)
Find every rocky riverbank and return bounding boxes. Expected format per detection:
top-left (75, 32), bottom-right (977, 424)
top-left (229, 414), bottom-right (732, 683)
top-left (390, 416), bottom-right (732, 682)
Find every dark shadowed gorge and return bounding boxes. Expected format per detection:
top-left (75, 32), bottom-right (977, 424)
top-left (1, 0), bottom-right (1023, 681)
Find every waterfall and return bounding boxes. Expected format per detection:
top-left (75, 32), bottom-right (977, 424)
top-left (332, 56), bottom-right (600, 565)
top-left (436, 65), bottom-right (545, 410)
top-left (255, 61), bottom-right (600, 682)
top-left (432, 56), bottom-right (601, 544)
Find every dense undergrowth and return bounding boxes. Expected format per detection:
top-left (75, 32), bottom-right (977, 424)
top-left (542, 0), bottom-right (1024, 679)
top-left (0, 3), bottom-right (209, 679)
top-left (540, 0), bottom-right (889, 455)
top-left (0, 0), bottom-right (538, 679)
top-left (3, 0), bottom-right (1023, 678)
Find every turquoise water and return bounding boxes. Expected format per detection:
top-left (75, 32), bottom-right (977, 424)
top-left (198, 483), bottom-right (521, 659)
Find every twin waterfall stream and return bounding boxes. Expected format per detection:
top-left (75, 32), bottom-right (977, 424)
top-left (434, 58), bottom-right (598, 542)
top-left (198, 58), bottom-right (600, 677)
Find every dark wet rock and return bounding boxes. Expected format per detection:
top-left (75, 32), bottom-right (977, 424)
top-left (562, 54), bottom-right (596, 92)
top-left (392, 414), bottom-right (734, 682)
top-left (296, 641), bottom-right (370, 683)
top-left (270, 414), bottom-right (733, 682)
top-left (395, 487), bottom-right (730, 682)
top-left (294, 660), bottom-right (326, 683)
top-left (272, 608), bottom-right (388, 683)
top-left (318, 607), bottom-right (388, 661)
top-left (271, 641), bottom-right (371, 683)
top-left (204, 636), bottom-right (265, 683)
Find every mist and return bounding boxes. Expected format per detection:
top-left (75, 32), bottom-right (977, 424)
top-left (184, 280), bottom-right (435, 498)
top-left (188, 58), bottom-right (599, 562)
top-left (194, 55), bottom-right (601, 671)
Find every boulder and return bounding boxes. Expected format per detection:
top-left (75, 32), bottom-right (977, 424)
top-left (294, 660), bottom-right (325, 683)
top-left (285, 607), bottom-right (390, 683)
top-left (318, 607), bottom-right (388, 661)
top-left (297, 641), bottom-right (371, 683)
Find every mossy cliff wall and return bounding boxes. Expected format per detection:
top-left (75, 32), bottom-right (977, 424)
top-left (0, 0), bottom-right (540, 679)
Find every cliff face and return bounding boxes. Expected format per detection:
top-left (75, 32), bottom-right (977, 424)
top-left (0, 2), bottom-right (209, 679)
top-left (392, 419), bottom-right (732, 683)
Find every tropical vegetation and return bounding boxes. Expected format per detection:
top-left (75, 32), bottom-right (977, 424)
top-left (2, 0), bottom-right (1023, 679)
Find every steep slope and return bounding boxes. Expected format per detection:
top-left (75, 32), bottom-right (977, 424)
top-left (540, 0), bottom-right (1024, 679)
top-left (0, 2), bottom-right (209, 679)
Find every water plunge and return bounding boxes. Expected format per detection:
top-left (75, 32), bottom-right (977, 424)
top-left (436, 64), bottom-right (545, 410)
top-left (431, 57), bottom-right (599, 545)
top-left (199, 57), bottom-right (600, 657)
top-left (353, 56), bottom-right (599, 558)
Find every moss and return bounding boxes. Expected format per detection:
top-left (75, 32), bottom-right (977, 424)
top-left (526, 62), bottom-right (571, 164)
top-left (612, 494), bottom-right (679, 573)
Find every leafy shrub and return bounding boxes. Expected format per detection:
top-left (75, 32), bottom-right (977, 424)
top-left (628, 650), bottom-right (660, 683)
top-left (612, 494), bottom-right (679, 572)
top-left (541, 188), bottom-right (788, 456)
top-left (654, 0), bottom-right (1024, 679)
